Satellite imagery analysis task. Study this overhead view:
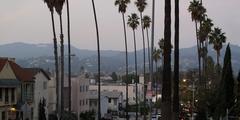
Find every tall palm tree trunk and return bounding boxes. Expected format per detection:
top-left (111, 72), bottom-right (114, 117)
top-left (59, 14), bottom-right (65, 116)
top-left (150, 0), bottom-right (155, 98)
top-left (195, 21), bottom-right (202, 85)
top-left (50, 11), bottom-right (60, 115)
top-left (122, 13), bottom-right (129, 120)
top-left (217, 50), bottom-right (220, 66)
top-left (140, 12), bottom-right (147, 120)
top-left (150, 0), bottom-right (155, 118)
top-left (66, 0), bottom-right (72, 111)
top-left (146, 29), bottom-right (151, 75)
top-left (173, 0), bottom-right (179, 118)
top-left (133, 29), bottom-right (138, 120)
top-left (91, 0), bottom-right (101, 119)
top-left (162, 0), bottom-right (172, 119)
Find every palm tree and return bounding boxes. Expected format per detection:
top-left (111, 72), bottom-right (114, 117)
top-left (114, 0), bottom-right (130, 118)
top-left (173, 0), bottom-right (179, 118)
top-left (188, 0), bottom-right (206, 85)
top-left (55, 0), bottom-right (65, 116)
top-left (198, 17), bottom-right (213, 87)
top-left (127, 13), bottom-right (139, 120)
top-left (91, 0), bottom-right (101, 119)
top-left (134, 0), bottom-right (147, 118)
top-left (143, 15), bottom-right (151, 73)
top-left (43, 0), bottom-right (60, 116)
top-left (65, 0), bottom-right (72, 111)
top-left (150, 0), bottom-right (155, 109)
top-left (143, 15), bottom-right (151, 119)
top-left (152, 47), bottom-right (161, 117)
top-left (209, 27), bottom-right (226, 66)
top-left (162, 0), bottom-right (172, 119)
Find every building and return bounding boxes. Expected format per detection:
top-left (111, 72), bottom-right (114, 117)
top-left (0, 58), bottom-right (50, 120)
top-left (89, 83), bottom-right (144, 105)
top-left (70, 74), bottom-right (146, 119)
top-left (0, 59), bottom-right (21, 120)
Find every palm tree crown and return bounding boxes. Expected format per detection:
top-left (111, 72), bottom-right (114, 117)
top-left (127, 13), bottom-right (140, 30)
top-left (188, 0), bottom-right (206, 22)
top-left (198, 17), bottom-right (213, 42)
top-left (55, 0), bottom-right (65, 15)
top-left (135, 0), bottom-right (147, 13)
top-left (209, 27), bottom-right (226, 52)
top-left (115, 0), bottom-right (130, 13)
top-left (143, 15), bottom-right (151, 29)
top-left (44, 0), bottom-right (56, 12)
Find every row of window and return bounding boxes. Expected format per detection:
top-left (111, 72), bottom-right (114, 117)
top-left (80, 85), bottom-right (89, 92)
top-left (0, 88), bottom-right (15, 104)
top-left (79, 99), bottom-right (88, 106)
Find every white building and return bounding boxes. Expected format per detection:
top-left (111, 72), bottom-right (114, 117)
top-left (89, 83), bottom-right (144, 105)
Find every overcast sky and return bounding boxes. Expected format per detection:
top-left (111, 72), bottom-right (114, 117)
top-left (0, 0), bottom-right (239, 51)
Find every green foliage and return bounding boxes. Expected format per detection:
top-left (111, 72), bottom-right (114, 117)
top-left (79, 110), bottom-right (95, 120)
top-left (111, 72), bottom-right (118, 81)
top-left (127, 13), bottom-right (140, 30)
top-left (213, 44), bottom-right (235, 118)
top-left (61, 111), bottom-right (77, 120)
top-left (122, 74), bottom-right (139, 84)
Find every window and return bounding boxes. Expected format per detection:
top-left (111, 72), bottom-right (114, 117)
top-left (5, 88), bottom-right (8, 104)
top-left (114, 99), bottom-right (117, 105)
top-left (82, 100), bottom-right (85, 105)
top-left (108, 98), bottom-right (111, 103)
top-left (80, 86), bottom-right (82, 92)
top-left (82, 86), bottom-right (85, 92)
top-left (43, 82), bottom-right (47, 90)
top-left (86, 99), bottom-right (88, 105)
top-left (0, 88), bottom-right (2, 101)
top-left (2, 111), bottom-right (5, 120)
top-left (79, 100), bottom-right (81, 106)
top-left (11, 88), bottom-right (15, 103)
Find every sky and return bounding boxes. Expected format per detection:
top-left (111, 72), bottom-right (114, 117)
top-left (0, 0), bottom-right (239, 51)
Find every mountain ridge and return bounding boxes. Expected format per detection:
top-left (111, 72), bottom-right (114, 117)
top-left (0, 42), bottom-right (239, 74)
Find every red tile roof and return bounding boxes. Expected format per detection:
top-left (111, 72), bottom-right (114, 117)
top-left (8, 60), bottom-right (35, 82)
top-left (0, 58), bottom-right (50, 82)
top-left (0, 59), bottom-right (7, 72)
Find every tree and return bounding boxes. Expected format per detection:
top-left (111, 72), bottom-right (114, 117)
top-left (134, 0), bottom-right (147, 118)
top-left (61, 111), bottom-right (78, 120)
top-left (150, 0), bottom-right (155, 111)
top-left (153, 47), bottom-right (161, 116)
top-left (38, 98), bottom-right (47, 120)
top-left (173, 0), bottom-right (179, 118)
top-left (111, 72), bottom-right (118, 81)
top-left (214, 44), bottom-right (235, 119)
top-left (43, 0), bottom-right (60, 116)
top-left (114, 0), bottom-right (130, 118)
top-left (188, 0), bottom-right (206, 85)
top-left (162, 0), bottom-right (172, 119)
top-left (209, 27), bottom-right (226, 66)
top-left (143, 15), bottom-right (151, 73)
top-left (198, 17), bottom-right (213, 88)
top-left (91, 0), bottom-right (101, 119)
top-left (55, 0), bottom-right (65, 116)
top-left (79, 111), bottom-right (95, 120)
top-left (127, 13), bottom-right (140, 120)
top-left (66, 0), bottom-right (72, 111)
